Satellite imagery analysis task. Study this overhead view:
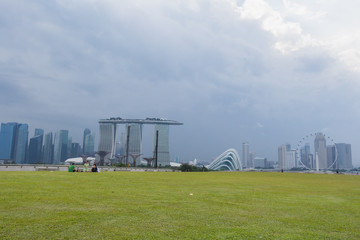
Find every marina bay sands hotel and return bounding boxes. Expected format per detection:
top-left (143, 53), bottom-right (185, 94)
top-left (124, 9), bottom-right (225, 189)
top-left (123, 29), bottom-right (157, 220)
top-left (98, 117), bottom-right (183, 166)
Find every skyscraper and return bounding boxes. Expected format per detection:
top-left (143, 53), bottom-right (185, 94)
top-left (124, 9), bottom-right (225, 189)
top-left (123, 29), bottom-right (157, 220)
top-left (70, 143), bottom-right (82, 158)
top-left (98, 123), bottom-right (117, 159)
top-left (242, 142), bottom-right (249, 169)
top-left (248, 152), bottom-right (256, 168)
top-left (67, 137), bottom-right (72, 160)
top-left (126, 123), bottom-right (142, 166)
top-left (335, 143), bottom-right (352, 170)
top-left (153, 124), bottom-right (170, 167)
top-left (314, 133), bottom-right (327, 169)
top-left (28, 129), bottom-right (44, 164)
top-left (13, 124), bottom-right (29, 164)
top-left (278, 145), bottom-right (287, 170)
top-left (28, 135), bottom-right (43, 164)
top-left (278, 144), bottom-right (296, 170)
top-left (34, 128), bottom-right (44, 137)
top-left (285, 150), bottom-right (296, 169)
top-left (82, 128), bottom-right (91, 154)
top-left (43, 132), bottom-right (53, 164)
top-left (326, 145), bottom-right (336, 170)
top-left (300, 143), bottom-right (311, 168)
top-left (0, 122), bottom-right (18, 162)
top-left (84, 133), bottom-right (95, 156)
top-left (53, 130), bottom-right (68, 164)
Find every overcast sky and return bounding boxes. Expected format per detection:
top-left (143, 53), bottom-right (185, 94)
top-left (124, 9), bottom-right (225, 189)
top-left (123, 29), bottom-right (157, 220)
top-left (1, 0), bottom-right (360, 166)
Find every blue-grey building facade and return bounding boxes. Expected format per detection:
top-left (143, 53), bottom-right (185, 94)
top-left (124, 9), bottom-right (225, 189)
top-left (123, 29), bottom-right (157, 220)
top-left (53, 130), bottom-right (68, 164)
top-left (43, 132), bottom-right (53, 164)
top-left (28, 134), bottom-right (43, 164)
top-left (83, 128), bottom-right (91, 154)
top-left (13, 124), bottom-right (29, 164)
top-left (335, 143), bottom-right (352, 170)
top-left (0, 122), bottom-right (18, 162)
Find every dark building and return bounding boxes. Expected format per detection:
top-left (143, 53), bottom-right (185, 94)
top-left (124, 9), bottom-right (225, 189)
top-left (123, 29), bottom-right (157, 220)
top-left (28, 134), bottom-right (43, 164)
top-left (43, 132), bottom-right (53, 164)
top-left (70, 143), bottom-right (82, 158)
top-left (0, 122), bottom-right (18, 162)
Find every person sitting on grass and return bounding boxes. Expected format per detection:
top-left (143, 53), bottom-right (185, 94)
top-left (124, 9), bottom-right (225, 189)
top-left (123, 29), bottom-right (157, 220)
top-left (84, 161), bottom-right (89, 172)
top-left (68, 163), bottom-right (75, 172)
top-left (91, 163), bottom-right (98, 173)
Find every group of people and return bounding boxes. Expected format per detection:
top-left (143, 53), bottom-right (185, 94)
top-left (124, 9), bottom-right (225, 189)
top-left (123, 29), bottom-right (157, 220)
top-left (68, 161), bottom-right (99, 172)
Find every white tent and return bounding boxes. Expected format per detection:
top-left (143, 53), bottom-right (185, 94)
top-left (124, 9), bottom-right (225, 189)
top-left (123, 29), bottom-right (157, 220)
top-left (65, 157), bottom-right (96, 165)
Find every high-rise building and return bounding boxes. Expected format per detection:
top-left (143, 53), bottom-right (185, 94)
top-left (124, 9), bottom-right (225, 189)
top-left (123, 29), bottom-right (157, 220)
top-left (13, 124), bottom-right (29, 164)
top-left (126, 123), bottom-right (142, 166)
top-left (326, 145), bottom-right (336, 169)
top-left (248, 152), bottom-right (256, 168)
top-left (70, 143), bottom-right (82, 158)
top-left (53, 130), bottom-right (68, 164)
top-left (254, 157), bottom-right (267, 168)
top-left (278, 145), bottom-right (287, 170)
top-left (285, 150), bottom-right (296, 169)
top-left (84, 133), bottom-right (95, 156)
top-left (43, 132), bottom-right (53, 164)
top-left (153, 124), bottom-right (170, 167)
top-left (314, 133), bottom-right (327, 169)
top-left (0, 122), bottom-right (18, 162)
top-left (300, 143), bottom-right (311, 168)
top-left (242, 142), bottom-right (249, 169)
top-left (28, 129), bottom-right (44, 164)
top-left (278, 144), bottom-right (296, 170)
top-left (98, 118), bottom-right (183, 166)
top-left (98, 123), bottom-right (117, 158)
top-left (335, 143), bottom-right (352, 170)
top-left (28, 135), bottom-right (43, 164)
top-left (34, 128), bottom-right (44, 137)
top-left (67, 137), bottom-right (72, 159)
top-left (82, 128), bottom-right (91, 154)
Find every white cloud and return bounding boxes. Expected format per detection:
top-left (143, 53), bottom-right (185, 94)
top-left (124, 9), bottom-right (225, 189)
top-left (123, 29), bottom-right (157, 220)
top-left (325, 34), bottom-right (360, 73)
top-left (282, 0), bottom-right (325, 19)
top-left (237, 0), bottom-right (319, 53)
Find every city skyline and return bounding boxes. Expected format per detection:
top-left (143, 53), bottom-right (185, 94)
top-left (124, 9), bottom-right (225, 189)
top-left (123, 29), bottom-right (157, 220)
top-left (1, 1), bottom-right (360, 166)
top-left (0, 120), bottom-right (355, 170)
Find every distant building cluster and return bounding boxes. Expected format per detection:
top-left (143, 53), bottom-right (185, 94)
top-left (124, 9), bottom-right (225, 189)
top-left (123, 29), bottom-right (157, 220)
top-left (278, 133), bottom-right (353, 170)
top-left (212, 134), bottom-right (353, 172)
top-left (0, 122), bottom-right (95, 164)
top-left (242, 142), bottom-right (275, 169)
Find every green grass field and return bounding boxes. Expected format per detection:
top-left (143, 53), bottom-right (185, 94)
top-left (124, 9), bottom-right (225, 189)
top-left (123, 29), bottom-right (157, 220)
top-left (0, 171), bottom-right (359, 239)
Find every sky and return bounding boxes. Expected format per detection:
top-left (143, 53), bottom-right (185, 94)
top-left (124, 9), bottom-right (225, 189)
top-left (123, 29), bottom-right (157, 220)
top-left (1, 0), bottom-right (360, 166)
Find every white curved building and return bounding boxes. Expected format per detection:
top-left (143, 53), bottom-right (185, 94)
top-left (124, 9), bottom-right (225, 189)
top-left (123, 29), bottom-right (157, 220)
top-left (208, 149), bottom-right (242, 171)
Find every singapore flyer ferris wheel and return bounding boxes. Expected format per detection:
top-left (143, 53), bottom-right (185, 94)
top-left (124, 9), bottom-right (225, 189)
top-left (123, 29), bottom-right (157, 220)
top-left (295, 132), bottom-right (338, 170)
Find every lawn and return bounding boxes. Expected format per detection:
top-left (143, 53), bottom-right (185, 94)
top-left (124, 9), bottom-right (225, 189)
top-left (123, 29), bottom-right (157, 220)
top-left (0, 171), bottom-right (359, 239)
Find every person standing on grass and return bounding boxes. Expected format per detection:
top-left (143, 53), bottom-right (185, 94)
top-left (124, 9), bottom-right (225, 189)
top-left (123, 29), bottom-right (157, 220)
top-left (84, 161), bottom-right (90, 172)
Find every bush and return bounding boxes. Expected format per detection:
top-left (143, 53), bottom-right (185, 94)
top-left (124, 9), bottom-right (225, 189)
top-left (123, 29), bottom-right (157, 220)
top-left (179, 163), bottom-right (208, 172)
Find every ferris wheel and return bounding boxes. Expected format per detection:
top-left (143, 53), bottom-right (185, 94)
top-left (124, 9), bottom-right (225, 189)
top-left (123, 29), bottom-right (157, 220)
top-left (295, 132), bottom-right (338, 170)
